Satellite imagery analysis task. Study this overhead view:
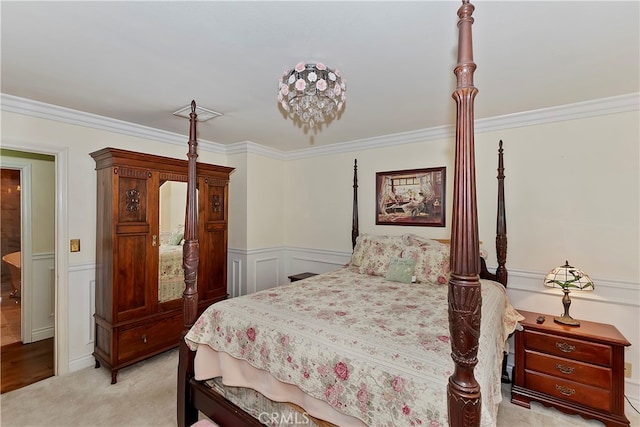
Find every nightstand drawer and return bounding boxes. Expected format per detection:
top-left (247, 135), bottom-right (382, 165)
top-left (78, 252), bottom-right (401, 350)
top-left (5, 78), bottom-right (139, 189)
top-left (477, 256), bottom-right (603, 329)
top-left (525, 330), bottom-right (611, 366)
top-left (525, 371), bottom-right (611, 412)
top-left (525, 350), bottom-right (612, 389)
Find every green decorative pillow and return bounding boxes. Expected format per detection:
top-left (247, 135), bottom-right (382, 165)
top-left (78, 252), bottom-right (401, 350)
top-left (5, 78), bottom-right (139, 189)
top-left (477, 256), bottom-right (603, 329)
top-left (385, 257), bottom-right (417, 284)
top-left (169, 232), bottom-right (184, 246)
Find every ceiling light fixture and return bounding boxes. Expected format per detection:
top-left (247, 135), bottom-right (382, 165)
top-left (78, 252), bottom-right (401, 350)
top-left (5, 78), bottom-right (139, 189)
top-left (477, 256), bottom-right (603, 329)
top-left (173, 104), bottom-right (222, 122)
top-left (278, 62), bottom-right (346, 129)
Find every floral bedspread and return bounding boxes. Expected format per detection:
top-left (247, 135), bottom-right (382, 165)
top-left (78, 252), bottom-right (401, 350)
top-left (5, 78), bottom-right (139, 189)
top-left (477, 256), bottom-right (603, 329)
top-left (159, 244), bottom-right (182, 280)
top-left (185, 266), bottom-right (522, 426)
top-left (158, 244), bottom-right (183, 302)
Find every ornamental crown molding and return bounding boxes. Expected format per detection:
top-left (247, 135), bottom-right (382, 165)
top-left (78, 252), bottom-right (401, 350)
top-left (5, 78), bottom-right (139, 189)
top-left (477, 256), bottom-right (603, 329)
top-left (2, 92), bottom-right (638, 160)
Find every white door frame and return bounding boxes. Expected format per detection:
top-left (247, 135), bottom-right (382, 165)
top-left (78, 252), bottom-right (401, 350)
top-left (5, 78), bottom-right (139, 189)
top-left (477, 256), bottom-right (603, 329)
top-left (0, 142), bottom-right (69, 376)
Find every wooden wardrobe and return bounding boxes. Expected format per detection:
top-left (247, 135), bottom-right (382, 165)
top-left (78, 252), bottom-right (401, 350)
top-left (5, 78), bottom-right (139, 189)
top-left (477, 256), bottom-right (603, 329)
top-left (90, 148), bottom-right (233, 383)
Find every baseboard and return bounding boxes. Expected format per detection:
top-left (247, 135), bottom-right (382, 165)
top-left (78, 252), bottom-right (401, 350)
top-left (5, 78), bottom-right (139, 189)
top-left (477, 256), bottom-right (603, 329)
top-left (31, 326), bottom-right (54, 342)
top-left (68, 354), bottom-right (95, 373)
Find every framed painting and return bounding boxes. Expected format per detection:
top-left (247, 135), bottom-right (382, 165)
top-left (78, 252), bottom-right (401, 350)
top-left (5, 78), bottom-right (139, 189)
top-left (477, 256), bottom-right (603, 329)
top-left (376, 167), bottom-right (445, 227)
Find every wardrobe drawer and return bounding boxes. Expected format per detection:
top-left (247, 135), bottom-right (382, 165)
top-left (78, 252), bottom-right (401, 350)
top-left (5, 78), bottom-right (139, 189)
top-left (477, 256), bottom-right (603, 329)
top-left (525, 350), bottom-right (612, 389)
top-left (524, 330), bottom-right (611, 366)
top-left (117, 313), bottom-right (183, 362)
top-left (525, 371), bottom-right (611, 412)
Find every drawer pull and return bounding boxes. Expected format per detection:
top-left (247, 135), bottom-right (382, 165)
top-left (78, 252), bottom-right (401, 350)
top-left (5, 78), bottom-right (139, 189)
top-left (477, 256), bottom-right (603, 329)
top-left (555, 384), bottom-right (576, 396)
top-left (556, 363), bottom-right (576, 374)
top-left (142, 334), bottom-right (147, 344)
top-left (555, 342), bottom-right (576, 353)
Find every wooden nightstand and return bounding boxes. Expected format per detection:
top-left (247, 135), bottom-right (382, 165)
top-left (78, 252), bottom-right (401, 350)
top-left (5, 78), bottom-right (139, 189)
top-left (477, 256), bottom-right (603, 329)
top-left (287, 272), bottom-right (318, 282)
top-left (511, 310), bottom-right (631, 427)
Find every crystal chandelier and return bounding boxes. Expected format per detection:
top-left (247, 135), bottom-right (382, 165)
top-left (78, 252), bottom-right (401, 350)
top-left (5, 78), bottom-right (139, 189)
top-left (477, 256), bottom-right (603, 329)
top-left (278, 62), bottom-right (346, 129)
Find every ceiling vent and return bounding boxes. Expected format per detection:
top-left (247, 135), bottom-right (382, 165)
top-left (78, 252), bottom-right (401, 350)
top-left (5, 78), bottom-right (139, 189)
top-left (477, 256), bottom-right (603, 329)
top-left (172, 104), bottom-right (222, 122)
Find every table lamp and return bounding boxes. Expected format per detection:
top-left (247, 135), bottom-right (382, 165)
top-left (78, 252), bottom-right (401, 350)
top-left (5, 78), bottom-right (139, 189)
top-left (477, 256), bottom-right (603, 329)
top-left (544, 260), bottom-right (594, 326)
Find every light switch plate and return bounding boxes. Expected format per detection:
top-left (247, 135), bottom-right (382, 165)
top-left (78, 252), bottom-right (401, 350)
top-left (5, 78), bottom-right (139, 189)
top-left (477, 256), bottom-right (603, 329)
top-left (70, 239), bottom-right (80, 252)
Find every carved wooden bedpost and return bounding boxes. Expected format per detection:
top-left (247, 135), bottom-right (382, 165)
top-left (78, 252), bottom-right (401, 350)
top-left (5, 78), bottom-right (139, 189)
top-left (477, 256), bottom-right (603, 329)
top-left (178, 100), bottom-right (200, 427)
top-left (183, 100), bottom-right (200, 329)
top-left (352, 159), bottom-right (359, 249)
top-left (495, 140), bottom-right (508, 286)
top-left (496, 140), bottom-right (508, 286)
top-left (448, 1), bottom-right (481, 426)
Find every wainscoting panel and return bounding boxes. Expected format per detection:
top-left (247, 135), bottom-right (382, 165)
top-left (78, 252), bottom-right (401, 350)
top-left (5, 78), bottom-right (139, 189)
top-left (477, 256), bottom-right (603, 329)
top-left (228, 246), bottom-right (352, 297)
top-left (48, 267), bottom-right (55, 317)
top-left (253, 257), bottom-right (280, 294)
top-left (229, 258), bottom-right (243, 298)
top-left (67, 262), bottom-right (96, 372)
top-left (31, 252), bottom-right (55, 342)
top-left (286, 247), bottom-right (351, 278)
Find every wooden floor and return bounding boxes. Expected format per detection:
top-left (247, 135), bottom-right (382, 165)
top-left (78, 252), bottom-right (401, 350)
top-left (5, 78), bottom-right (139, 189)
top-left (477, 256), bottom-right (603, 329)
top-left (1, 284), bottom-right (54, 394)
top-left (1, 338), bottom-right (54, 393)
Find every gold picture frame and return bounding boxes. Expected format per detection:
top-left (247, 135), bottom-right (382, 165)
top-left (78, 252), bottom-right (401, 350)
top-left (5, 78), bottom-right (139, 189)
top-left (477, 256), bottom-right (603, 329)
top-left (375, 167), bottom-right (445, 227)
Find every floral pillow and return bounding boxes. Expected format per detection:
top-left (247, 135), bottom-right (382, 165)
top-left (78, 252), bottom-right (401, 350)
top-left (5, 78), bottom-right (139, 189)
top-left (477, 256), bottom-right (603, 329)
top-left (401, 233), bottom-right (444, 247)
top-left (357, 239), bottom-right (404, 277)
top-left (402, 243), bottom-right (450, 284)
top-left (350, 235), bottom-right (369, 267)
top-left (351, 234), bottom-right (403, 267)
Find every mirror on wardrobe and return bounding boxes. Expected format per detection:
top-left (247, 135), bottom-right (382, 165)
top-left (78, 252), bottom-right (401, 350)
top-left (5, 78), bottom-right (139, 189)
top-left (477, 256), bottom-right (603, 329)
top-left (158, 180), bottom-right (188, 304)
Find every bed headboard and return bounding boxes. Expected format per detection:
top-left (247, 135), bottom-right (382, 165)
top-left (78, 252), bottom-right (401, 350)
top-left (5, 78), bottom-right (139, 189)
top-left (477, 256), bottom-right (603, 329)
top-left (349, 142), bottom-right (507, 288)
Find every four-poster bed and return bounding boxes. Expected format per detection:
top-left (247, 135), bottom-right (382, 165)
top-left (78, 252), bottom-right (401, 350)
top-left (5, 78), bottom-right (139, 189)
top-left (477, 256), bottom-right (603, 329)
top-left (177, 1), bottom-right (515, 426)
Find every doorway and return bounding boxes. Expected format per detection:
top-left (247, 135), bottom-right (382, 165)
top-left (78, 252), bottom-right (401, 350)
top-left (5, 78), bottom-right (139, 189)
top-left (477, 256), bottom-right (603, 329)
top-left (1, 150), bottom-right (56, 392)
top-left (1, 168), bottom-right (22, 345)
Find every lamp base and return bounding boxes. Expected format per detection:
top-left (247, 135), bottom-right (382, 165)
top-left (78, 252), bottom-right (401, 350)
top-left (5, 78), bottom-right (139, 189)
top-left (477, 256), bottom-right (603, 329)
top-left (553, 315), bottom-right (581, 327)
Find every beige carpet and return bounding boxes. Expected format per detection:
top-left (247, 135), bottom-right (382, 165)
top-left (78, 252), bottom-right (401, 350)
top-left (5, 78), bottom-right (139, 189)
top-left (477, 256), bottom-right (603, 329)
top-left (1, 348), bottom-right (638, 427)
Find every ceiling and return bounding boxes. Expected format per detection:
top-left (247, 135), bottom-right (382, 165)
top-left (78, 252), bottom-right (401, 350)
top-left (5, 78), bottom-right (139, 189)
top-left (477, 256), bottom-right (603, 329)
top-left (2, 1), bottom-right (638, 152)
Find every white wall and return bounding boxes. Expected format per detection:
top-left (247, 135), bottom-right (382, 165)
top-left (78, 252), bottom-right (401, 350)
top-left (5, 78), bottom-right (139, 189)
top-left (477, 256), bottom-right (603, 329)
top-left (475, 112), bottom-right (639, 279)
top-left (247, 153), bottom-right (284, 249)
top-left (226, 150), bottom-right (286, 296)
top-left (283, 112), bottom-right (639, 282)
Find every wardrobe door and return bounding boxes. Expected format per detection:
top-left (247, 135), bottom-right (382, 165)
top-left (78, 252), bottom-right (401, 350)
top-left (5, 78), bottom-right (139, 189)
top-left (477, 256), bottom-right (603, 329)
top-left (113, 166), bottom-right (159, 322)
top-left (198, 175), bottom-right (229, 304)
